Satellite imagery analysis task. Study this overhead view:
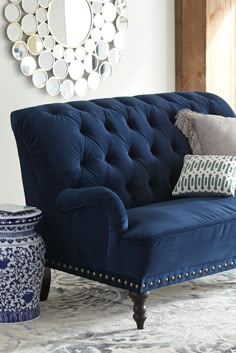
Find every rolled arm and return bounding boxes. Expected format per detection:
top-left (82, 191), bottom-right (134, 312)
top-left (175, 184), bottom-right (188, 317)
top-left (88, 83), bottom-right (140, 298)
top-left (52, 187), bottom-right (128, 267)
top-left (56, 186), bottom-right (128, 234)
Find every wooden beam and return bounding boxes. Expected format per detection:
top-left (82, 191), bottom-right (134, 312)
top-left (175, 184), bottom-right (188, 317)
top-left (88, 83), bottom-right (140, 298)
top-left (175, 0), bottom-right (236, 109)
top-left (176, 0), bottom-right (207, 91)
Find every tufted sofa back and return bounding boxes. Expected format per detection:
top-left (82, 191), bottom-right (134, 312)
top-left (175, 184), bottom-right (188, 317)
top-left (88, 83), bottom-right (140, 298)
top-left (11, 92), bottom-right (235, 209)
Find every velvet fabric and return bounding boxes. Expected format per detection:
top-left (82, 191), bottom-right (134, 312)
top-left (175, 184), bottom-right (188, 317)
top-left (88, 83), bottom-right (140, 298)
top-left (11, 92), bottom-right (236, 293)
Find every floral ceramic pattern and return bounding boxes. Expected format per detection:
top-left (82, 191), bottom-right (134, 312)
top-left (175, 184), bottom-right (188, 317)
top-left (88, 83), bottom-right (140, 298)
top-left (0, 209), bottom-right (45, 323)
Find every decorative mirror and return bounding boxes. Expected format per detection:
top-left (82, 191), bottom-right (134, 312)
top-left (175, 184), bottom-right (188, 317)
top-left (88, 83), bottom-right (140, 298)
top-left (4, 0), bottom-right (128, 98)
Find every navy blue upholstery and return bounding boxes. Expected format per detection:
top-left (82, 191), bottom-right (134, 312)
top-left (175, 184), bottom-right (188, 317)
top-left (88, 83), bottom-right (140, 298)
top-left (11, 92), bottom-right (236, 294)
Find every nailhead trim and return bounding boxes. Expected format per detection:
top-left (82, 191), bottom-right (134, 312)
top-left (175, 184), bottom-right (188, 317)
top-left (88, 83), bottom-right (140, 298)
top-left (46, 259), bottom-right (236, 292)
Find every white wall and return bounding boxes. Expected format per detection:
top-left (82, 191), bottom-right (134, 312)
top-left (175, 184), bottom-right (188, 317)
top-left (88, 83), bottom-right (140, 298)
top-left (0, 0), bottom-right (175, 205)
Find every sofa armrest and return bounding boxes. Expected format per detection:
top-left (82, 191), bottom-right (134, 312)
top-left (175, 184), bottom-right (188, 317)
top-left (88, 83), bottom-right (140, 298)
top-left (51, 187), bottom-right (128, 267)
top-left (56, 186), bottom-right (128, 234)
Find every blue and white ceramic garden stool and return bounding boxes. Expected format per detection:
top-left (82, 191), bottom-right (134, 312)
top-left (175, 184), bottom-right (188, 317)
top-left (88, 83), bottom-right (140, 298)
top-left (0, 209), bottom-right (45, 323)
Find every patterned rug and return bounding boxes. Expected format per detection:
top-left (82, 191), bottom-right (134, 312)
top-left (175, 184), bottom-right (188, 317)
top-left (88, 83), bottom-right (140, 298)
top-left (1, 269), bottom-right (236, 353)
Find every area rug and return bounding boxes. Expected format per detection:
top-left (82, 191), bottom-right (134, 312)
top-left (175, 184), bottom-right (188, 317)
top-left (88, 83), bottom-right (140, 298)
top-left (1, 269), bottom-right (236, 353)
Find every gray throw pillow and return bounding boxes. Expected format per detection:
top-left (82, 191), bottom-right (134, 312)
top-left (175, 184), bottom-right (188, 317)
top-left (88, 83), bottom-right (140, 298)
top-left (175, 109), bottom-right (236, 155)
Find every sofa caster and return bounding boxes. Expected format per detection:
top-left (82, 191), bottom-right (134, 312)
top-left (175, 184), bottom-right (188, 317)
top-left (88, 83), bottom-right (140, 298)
top-left (129, 291), bottom-right (150, 329)
top-left (40, 267), bottom-right (51, 301)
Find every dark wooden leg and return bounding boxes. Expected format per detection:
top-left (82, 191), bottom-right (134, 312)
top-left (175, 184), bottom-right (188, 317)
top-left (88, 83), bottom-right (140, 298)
top-left (129, 291), bottom-right (150, 329)
top-left (40, 267), bottom-right (51, 301)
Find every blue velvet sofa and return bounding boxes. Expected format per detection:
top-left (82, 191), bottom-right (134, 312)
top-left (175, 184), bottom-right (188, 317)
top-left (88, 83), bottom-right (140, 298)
top-left (11, 92), bottom-right (236, 329)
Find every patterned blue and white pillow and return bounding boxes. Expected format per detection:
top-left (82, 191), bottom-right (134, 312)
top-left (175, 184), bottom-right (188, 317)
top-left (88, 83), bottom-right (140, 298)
top-left (172, 155), bottom-right (236, 197)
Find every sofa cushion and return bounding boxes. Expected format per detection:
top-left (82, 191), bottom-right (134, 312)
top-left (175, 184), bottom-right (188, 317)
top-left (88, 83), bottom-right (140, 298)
top-left (172, 154), bottom-right (236, 197)
top-left (125, 197), bottom-right (236, 240)
top-left (109, 196), bottom-right (236, 291)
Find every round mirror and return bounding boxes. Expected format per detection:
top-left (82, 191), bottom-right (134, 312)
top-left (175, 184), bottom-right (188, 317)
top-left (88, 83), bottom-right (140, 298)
top-left (69, 60), bottom-right (84, 80)
top-left (38, 23), bottom-right (49, 37)
top-left (96, 40), bottom-right (109, 60)
top-left (75, 46), bottom-right (86, 61)
top-left (53, 44), bottom-right (64, 60)
top-left (84, 54), bottom-right (98, 73)
top-left (108, 48), bottom-right (121, 66)
top-left (4, 0), bottom-right (128, 97)
top-left (4, 4), bottom-right (21, 22)
top-left (22, 0), bottom-right (38, 14)
top-left (46, 77), bottom-right (61, 96)
top-left (32, 69), bottom-right (48, 88)
top-left (61, 80), bottom-right (75, 99)
top-left (7, 23), bottom-right (23, 42)
top-left (102, 3), bottom-right (116, 22)
top-left (48, 0), bottom-right (93, 48)
top-left (64, 48), bottom-right (75, 63)
top-left (39, 50), bottom-right (54, 70)
top-left (99, 61), bottom-right (112, 80)
top-left (27, 35), bottom-right (44, 55)
top-left (36, 8), bottom-right (48, 22)
top-left (53, 59), bottom-right (68, 79)
top-left (21, 15), bottom-right (38, 35)
top-left (101, 23), bottom-right (116, 42)
top-left (12, 41), bottom-right (28, 60)
top-left (44, 36), bottom-right (55, 50)
top-left (91, 28), bottom-right (101, 42)
top-left (75, 78), bottom-right (88, 97)
top-left (21, 56), bottom-right (37, 76)
top-left (39, 0), bottom-right (51, 8)
top-left (116, 15), bottom-right (128, 31)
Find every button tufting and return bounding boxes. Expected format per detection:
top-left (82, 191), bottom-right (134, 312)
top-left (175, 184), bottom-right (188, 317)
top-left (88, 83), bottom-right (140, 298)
top-left (105, 155), bottom-right (113, 164)
top-left (148, 118), bottom-right (156, 128)
top-left (128, 149), bottom-right (136, 159)
top-left (104, 121), bottom-right (113, 133)
top-left (80, 160), bottom-right (87, 168)
top-left (127, 119), bottom-right (135, 129)
top-left (126, 183), bottom-right (133, 192)
top-left (150, 146), bottom-right (159, 157)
